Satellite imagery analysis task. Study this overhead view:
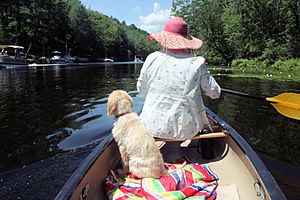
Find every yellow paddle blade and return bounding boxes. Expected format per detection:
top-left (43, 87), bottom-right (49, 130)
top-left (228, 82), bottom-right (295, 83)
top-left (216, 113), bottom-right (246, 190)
top-left (270, 103), bottom-right (300, 120)
top-left (267, 93), bottom-right (300, 120)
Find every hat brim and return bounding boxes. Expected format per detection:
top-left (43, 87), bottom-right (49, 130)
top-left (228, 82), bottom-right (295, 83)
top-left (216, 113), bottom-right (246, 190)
top-left (148, 31), bottom-right (203, 50)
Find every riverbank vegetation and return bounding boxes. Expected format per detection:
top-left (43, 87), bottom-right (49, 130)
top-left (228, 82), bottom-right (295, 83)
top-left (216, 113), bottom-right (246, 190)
top-left (0, 0), bottom-right (159, 61)
top-left (210, 58), bottom-right (300, 81)
top-left (172, 0), bottom-right (300, 77)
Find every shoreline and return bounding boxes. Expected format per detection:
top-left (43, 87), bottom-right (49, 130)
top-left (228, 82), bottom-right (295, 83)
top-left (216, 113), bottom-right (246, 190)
top-left (209, 58), bottom-right (300, 81)
top-left (210, 66), bottom-right (300, 82)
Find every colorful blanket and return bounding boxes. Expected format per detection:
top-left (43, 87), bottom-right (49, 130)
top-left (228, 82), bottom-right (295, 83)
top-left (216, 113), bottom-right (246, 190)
top-left (105, 161), bottom-right (218, 200)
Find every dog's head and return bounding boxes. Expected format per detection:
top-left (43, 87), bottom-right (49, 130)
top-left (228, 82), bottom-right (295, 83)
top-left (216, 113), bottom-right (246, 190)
top-left (107, 90), bottom-right (134, 116)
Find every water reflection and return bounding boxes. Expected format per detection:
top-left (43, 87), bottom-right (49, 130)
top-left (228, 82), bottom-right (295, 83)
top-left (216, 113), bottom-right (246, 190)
top-left (0, 64), bottom-right (143, 171)
top-left (51, 94), bottom-right (144, 151)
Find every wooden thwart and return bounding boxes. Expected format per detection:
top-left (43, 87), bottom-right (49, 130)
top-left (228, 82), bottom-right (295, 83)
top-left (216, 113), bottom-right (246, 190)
top-left (156, 131), bottom-right (228, 142)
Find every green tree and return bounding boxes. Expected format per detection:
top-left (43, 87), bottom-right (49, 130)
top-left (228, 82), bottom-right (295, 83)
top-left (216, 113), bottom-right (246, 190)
top-left (0, 0), bottom-right (167, 61)
top-left (172, 0), bottom-right (300, 66)
top-left (68, 0), bottom-right (98, 58)
top-left (172, 0), bottom-right (236, 66)
top-left (123, 23), bottom-right (160, 60)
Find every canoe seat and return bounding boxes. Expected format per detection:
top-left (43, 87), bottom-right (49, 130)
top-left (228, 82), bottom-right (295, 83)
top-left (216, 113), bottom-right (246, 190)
top-left (155, 141), bottom-right (166, 149)
top-left (217, 184), bottom-right (240, 200)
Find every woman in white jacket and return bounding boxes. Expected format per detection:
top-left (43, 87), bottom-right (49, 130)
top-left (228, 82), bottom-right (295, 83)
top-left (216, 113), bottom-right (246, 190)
top-left (137, 17), bottom-right (221, 140)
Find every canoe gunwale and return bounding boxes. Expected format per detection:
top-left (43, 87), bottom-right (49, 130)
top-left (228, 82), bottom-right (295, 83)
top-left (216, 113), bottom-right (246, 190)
top-left (205, 108), bottom-right (286, 200)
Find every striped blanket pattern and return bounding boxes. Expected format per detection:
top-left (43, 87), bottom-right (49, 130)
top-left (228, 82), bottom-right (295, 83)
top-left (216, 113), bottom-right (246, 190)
top-left (105, 162), bottom-right (218, 200)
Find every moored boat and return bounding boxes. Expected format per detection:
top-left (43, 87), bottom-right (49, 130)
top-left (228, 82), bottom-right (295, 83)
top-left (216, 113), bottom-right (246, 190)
top-left (64, 55), bottom-right (76, 63)
top-left (134, 55), bottom-right (143, 63)
top-left (55, 107), bottom-right (286, 200)
top-left (50, 51), bottom-right (65, 64)
top-left (0, 44), bottom-right (27, 68)
top-left (104, 58), bottom-right (114, 62)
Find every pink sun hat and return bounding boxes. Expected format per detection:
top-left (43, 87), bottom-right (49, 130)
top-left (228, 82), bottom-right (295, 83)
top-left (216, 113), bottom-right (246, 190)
top-left (148, 17), bottom-right (203, 50)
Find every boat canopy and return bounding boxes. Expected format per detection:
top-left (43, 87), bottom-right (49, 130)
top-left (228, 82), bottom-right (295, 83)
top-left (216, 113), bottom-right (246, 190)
top-left (0, 45), bottom-right (24, 49)
top-left (51, 51), bottom-right (62, 54)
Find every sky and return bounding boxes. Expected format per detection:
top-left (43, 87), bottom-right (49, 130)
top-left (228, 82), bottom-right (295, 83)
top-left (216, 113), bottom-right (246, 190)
top-left (80, 0), bottom-right (173, 34)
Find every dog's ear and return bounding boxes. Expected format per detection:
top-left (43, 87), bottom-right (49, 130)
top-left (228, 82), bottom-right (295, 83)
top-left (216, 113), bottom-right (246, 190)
top-left (107, 96), bottom-right (117, 115)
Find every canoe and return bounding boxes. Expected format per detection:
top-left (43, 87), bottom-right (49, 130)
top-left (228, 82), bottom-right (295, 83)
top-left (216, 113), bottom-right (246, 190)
top-left (55, 108), bottom-right (286, 200)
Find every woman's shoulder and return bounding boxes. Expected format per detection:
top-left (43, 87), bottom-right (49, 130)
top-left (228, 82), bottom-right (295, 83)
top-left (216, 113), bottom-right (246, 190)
top-left (147, 51), bottom-right (164, 59)
top-left (143, 51), bottom-right (163, 64)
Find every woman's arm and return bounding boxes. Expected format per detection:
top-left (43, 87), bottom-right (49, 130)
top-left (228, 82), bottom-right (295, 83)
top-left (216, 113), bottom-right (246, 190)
top-left (200, 64), bottom-right (221, 99)
top-left (137, 52), bottom-right (160, 98)
top-left (137, 63), bottom-right (149, 98)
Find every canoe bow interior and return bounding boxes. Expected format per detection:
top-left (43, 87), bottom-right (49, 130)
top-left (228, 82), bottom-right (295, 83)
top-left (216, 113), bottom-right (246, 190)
top-left (55, 108), bottom-right (286, 200)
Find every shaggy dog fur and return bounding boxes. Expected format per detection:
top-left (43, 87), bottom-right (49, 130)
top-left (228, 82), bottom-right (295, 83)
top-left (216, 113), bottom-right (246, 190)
top-left (107, 90), bottom-right (166, 178)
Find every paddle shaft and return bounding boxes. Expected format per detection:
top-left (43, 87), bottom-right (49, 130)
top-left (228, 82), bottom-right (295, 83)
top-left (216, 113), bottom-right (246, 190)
top-left (221, 88), bottom-right (266, 101)
top-left (221, 88), bottom-right (300, 120)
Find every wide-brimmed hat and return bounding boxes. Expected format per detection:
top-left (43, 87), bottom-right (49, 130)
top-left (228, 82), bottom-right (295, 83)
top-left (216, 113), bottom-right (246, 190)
top-left (148, 17), bottom-right (203, 50)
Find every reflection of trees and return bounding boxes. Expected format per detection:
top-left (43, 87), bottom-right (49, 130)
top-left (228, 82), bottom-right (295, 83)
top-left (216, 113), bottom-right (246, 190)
top-left (0, 64), bottom-right (143, 170)
top-left (103, 63), bottom-right (142, 92)
top-left (0, 68), bottom-right (74, 170)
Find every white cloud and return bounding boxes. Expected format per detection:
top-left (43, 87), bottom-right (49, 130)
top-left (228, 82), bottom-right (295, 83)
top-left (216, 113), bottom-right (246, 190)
top-left (140, 2), bottom-right (171, 34)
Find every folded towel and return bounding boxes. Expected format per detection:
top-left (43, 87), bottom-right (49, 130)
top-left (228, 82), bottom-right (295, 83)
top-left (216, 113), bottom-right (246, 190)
top-left (105, 162), bottom-right (218, 200)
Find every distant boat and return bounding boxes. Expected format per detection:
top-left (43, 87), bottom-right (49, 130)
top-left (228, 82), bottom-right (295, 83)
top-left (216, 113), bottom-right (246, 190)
top-left (64, 55), bottom-right (75, 63)
top-left (97, 57), bottom-right (114, 62)
top-left (0, 45), bottom-right (27, 68)
top-left (64, 48), bottom-right (75, 63)
top-left (104, 58), bottom-right (114, 62)
top-left (50, 51), bottom-right (65, 64)
top-left (134, 55), bottom-right (143, 62)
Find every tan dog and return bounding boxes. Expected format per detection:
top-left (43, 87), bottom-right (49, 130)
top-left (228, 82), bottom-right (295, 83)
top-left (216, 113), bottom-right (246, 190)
top-left (107, 90), bottom-right (185, 179)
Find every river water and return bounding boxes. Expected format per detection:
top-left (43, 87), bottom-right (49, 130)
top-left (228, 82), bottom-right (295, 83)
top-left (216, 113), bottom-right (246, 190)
top-left (0, 63), bottom-right (299, 199)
